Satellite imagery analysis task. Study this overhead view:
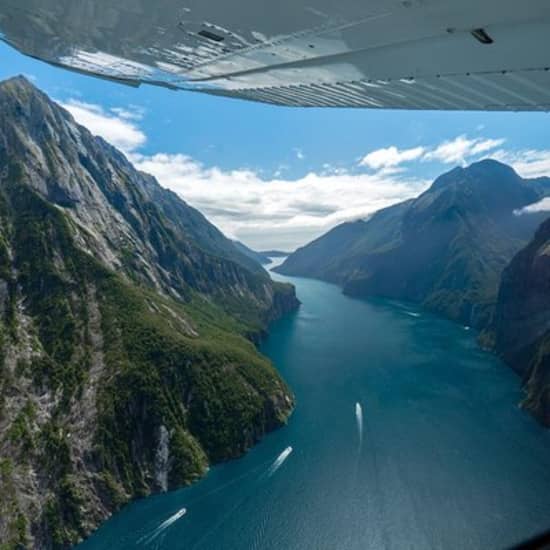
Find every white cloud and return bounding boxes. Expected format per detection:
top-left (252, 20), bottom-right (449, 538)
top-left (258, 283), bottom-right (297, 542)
top-left (110, 105), bottom-right (145, 121)
top-left (358, 136), bottom-right (506, 174)
top-left (129, 152), bottom-right (429, 250)
top-left (491, 149), bottom-right (550, 179)
top-left (514, 197), bottom-right (550, 216)
top-left (60, 99), bottom-right (550, 249)
top-left (422, 135), bottom-right (505, 164)
top-left (469, 138), bottom-right (506, 156)
top-left (294, 148), bottom-right (305, 160)
top-left (359, 146), bottom-right (425, 170)
top-left (58, 99), bottom-right (146, 153)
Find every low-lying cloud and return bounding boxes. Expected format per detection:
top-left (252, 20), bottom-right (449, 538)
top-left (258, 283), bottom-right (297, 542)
top-left (514, 197), bottom-right (550, 216)
top-left (130, 152), bottom-right (428, 250)
top-left (491, 149), bottom-right (550, 180)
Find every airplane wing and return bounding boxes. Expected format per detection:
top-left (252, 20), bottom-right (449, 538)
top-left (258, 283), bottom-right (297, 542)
top-left (1, 0), bottom-right (549, 110)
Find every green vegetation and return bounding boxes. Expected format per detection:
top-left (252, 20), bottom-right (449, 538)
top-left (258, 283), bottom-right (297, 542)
top-left (44, 479), bottom-right (85, 549)
top-left (7, 181), bottom-right (90, 410)
top-left (6, 401), bottom-right (35, 456)
top-left (168, 428), bottom-right (208, 486)
top-left (0, 513), bottom-right (27, 550)
top-left (94, 266), bottom-right (291, 491)
top-left (0, 76), bottom-right (296, 548)
top-left (0, 181), bottom-right (293, 547)
top-left (0, 459), bottom-right (28, 550)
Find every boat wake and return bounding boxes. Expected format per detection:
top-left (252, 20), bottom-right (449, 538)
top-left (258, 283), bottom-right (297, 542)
top-left (192, 447), bottom-right (294, 548)
top-left (268, 446), bottom-right (293, 477)
top-left (157, 507), bottom-right (187, 530)
top-left (405, 311), bottom-right (421, 318)
top-left (139, 507), bottom-right (187, 545)
top-left (355, 402), bottom-right (364, 447)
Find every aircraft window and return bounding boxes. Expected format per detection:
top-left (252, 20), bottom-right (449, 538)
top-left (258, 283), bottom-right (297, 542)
top-left (198, 29), bottom-right (225, 42)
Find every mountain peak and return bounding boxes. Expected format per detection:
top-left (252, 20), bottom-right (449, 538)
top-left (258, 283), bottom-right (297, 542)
top-left (466, 158), bottom-right (519, 176)
top-left (0, 74), bottom-right (40, 96)
top-left (0, 73), bottom-right (32, 86)
top-left (429, 158), bottom-right (519, 192)
top-left (0, 74), bottom-right (62, 133)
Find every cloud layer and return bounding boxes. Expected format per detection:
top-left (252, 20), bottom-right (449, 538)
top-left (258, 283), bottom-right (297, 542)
top-left (59, 99), bottom-right (146, 153)
top-left (130, 152), bottom-right (428, 250)
top-left (59, 99), bottom-right (550, 250)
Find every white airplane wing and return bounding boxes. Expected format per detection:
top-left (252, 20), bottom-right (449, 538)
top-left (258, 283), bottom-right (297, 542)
top-left (1, 0), bottom-right (549, 110)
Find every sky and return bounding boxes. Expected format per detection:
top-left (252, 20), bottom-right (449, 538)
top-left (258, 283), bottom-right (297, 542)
top-left (1, 40), bottom-right (550, 250)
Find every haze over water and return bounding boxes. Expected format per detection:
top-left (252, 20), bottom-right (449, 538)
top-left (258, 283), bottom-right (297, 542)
top-left (78, 262), bottom-right (550, 550)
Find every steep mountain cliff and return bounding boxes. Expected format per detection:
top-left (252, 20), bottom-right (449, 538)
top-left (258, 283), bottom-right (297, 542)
top-left (492, 218), bottom-right (550, 425)
top-left (232, 240), bottom-right (271, 266)
top-left (0, 76), bottom-right (298, 548)
top-left (277, 160), bottom-right (549, 328)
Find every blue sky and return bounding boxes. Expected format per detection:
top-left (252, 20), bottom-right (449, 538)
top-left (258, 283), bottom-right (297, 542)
top-left (1, 40), bottom-right (549, 249)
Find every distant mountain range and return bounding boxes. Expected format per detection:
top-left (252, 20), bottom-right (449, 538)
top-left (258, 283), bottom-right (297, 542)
top-left (277, 159), bottom-right (550, 426)
top-left (277, 160), bottom-right (550, 329)
top-left (0, 77), bottom-right (298, 548)
top-left (232, 240), bottom-right (271, 265)
top-left (231, 243), bottom-right (292, 266)
top-left (259, 250), bottom-right (291, 258)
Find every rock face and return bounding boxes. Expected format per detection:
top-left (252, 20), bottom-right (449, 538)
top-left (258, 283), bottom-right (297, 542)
top-left (232, 241), bottom-right (271, 265)
top-left (493, 218), bottom-right (550, 425)
top-left (277, 160), bottom-right (549, 329)
top-left (0, 76), bottom-right (298, 549)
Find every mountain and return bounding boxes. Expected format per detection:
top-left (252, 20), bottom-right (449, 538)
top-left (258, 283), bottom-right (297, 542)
top-left (492, 218), bottom-right (550, 425)
top-left (259, 250), bottom-right (292, 258)
top-left (232, 240), bottom-right (271, 265)
top-left (0, 76), bottom-right (298, 548)
top-left (277, 160), bottom-right (550, 328)
top-left (135, 185), bottom-right (266, 277)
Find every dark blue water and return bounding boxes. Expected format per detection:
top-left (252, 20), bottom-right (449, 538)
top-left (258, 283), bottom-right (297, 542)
top-left (79, 265), bottom-right (550, 550)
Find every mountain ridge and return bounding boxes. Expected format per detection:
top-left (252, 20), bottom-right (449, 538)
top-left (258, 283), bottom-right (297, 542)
top-left (277, 159), bottom-right (550, 329)
top-left (492, 218), bottom-right (550, 425)
top-left (231, 240), bottom-right (271, 266)
top-left (0, 76), bottom-right (298, 548)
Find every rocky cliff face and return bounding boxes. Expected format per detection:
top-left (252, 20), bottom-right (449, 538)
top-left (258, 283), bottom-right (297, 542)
top-left (0, 76), bottom-right (298, 549)
top-left (493, 218), bottom-right (550, 425)
top-left (278, 160), bottom-right (549, 329)
top-left (231, 240), bottom-right (271, 266)
top-left (0, 76), bottom-right (298, 330)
